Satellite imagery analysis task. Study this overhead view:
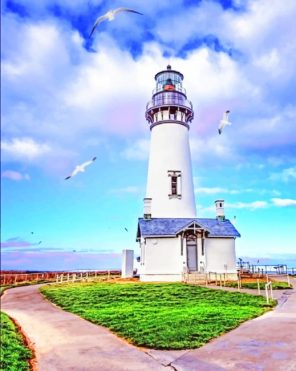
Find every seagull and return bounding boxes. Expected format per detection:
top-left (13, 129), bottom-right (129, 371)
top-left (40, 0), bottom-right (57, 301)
top-left (90, 8), bottom-right (143, 37)
top-left (38, 241), bottom-right (42, 244)
top-left (218, 110), bottom-right (231, 135)
top-left (124, 227), bottom-right (128, 232)
top-left (65, 157), bottom-right (97, 180)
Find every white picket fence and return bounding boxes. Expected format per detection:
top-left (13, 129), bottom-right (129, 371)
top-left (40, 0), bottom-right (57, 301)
top-left (55, 271), bottom-right (120, 283)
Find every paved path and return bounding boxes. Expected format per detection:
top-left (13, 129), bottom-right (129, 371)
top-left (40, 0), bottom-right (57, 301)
top-left (1, 281), bottom-right (295, 371)
top-left (150, 279), bottom-right (296, 371)
top-left (1, 285), bottom-right (167, 371)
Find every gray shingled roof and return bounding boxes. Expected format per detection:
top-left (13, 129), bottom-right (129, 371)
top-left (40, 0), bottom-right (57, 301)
top-left (137, 218), bottom-right (241, 238)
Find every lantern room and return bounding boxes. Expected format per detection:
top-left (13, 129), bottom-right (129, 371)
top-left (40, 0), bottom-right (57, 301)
top-left (145, 65), bottom-right (194, 128)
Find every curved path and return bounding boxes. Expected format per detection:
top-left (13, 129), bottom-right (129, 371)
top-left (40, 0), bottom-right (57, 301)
top-left (1, 284), bottom-right (167, 371)
top-left (1, 281), bottom-right (296, 371)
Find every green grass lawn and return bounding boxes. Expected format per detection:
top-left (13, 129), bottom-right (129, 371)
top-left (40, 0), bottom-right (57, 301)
top-left (225, 281), bottom-right (292, 290)
top-left (0, 312), bottom-right (32, 371)
top-left (41, 282), bottom-right (276, 349)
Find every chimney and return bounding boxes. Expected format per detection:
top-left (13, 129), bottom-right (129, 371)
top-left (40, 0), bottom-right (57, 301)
top-left (215, 200), bottom-right (225, 221)
top-left (143, 198), bottom-right (152, 219)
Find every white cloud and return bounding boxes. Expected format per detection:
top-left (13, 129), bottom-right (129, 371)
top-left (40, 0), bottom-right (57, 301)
top-left (1, 137), bottom-right (51, 160)
top-left (271, 198), bottom-right (296, 207)
top-left (2, 0), bottom-right (296, 173)
top-left (195, 187), bottom-right (239, 195)
top-left (226, 201), bottom-right (268, 210)
top-left (270, 167), bottom-right (296, 182)
top-left (1, 170), bottom-right (30, 181)
top-left (121, 139), bottom-right (150, 160)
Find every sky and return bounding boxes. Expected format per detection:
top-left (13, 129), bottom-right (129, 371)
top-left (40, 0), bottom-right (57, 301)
top-left (1, 0), bottom-right (296, 271)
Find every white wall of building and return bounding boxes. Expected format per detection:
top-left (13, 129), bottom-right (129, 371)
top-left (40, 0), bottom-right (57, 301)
top-left (205, 238), bottom-right (237, 273)
top-left (140, 236), bottom-right (184, 281)
top-left (145, 123), bottom-right (196, 218)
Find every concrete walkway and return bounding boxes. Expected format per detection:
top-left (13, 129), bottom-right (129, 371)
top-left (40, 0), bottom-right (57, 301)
top-left (150, 279), bottom-right (296, 371)
top-left (1, 281), bottom-right (295, 371)
top-left (1, 285), bottom-right (167, 371)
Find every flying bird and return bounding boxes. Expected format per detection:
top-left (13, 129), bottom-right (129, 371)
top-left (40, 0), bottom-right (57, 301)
top-left (90, 8), bottom-right (143, 37)
top-left (124, 227), bottom-right (128, 232)
top-left (65, 157), bottom-right (97, 180)
top-left (38, 241), bottom-right (42, 245)
top-left (218, 110), bottom-right (231, 135)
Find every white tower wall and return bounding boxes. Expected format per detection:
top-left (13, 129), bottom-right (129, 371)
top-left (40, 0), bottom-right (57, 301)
top-left (145, 123), bottom-right (196, 218)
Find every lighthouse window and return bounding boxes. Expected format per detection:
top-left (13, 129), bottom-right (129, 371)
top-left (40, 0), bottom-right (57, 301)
top-left (168, 170), bottom-right (182, 198)
top-left (171, 176), bottom-right (177, 195)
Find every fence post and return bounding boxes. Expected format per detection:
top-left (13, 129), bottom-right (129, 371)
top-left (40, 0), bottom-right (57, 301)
top-left (265, 283), bottom-right (269, 304)
top-left (257, 279), bottom-right (261, 295)
top-left (265, 282), bottom-right (273, 304)
top-left (238, 277), bottom-right (241, 292)
top-left (108, 270), bottom-right (110, 280)
top-left (14, 275), bottom-right (18, 284)
top-left (287, 274), bottom-right (290, 286)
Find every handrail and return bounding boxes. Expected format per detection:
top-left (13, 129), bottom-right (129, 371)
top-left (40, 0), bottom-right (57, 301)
top-left (146, 100), bottom-right (193, 111)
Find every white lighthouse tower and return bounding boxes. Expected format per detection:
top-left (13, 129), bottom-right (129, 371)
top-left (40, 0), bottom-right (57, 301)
top-left (137, 66), bottom-right (240, 282)
top-left (144, 65), bottom-right (196, 218)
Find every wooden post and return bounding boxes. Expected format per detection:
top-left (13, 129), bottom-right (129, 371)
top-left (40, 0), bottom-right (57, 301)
top-left (257, 279), bottom-right (261, 295)
top-left (265, 283), bottom-right (269, 304)
top-left (108, 270), bottom-right (110, 280)
top-left (14, 275), bottom-right (18, 284)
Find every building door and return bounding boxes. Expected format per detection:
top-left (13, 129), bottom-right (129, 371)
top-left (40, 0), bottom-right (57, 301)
top-left (186, 239), bottom-right (197, 272)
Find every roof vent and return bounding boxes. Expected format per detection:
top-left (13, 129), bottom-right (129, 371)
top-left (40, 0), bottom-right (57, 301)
top-left (167, 64), bottom-right (172, 70)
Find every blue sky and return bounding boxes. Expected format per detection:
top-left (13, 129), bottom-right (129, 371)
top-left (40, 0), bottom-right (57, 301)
top-left (1, 0), bottom-right (296, 271)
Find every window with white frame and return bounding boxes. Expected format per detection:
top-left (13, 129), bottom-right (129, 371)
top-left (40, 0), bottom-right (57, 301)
top-left (168, 170), bottom-right (182, 198)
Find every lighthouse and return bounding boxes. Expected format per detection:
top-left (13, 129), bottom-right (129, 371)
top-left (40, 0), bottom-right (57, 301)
top-left (137, 66), bottom-right (240, 282)
top-left (144, 65), bottom-right (196, 218)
